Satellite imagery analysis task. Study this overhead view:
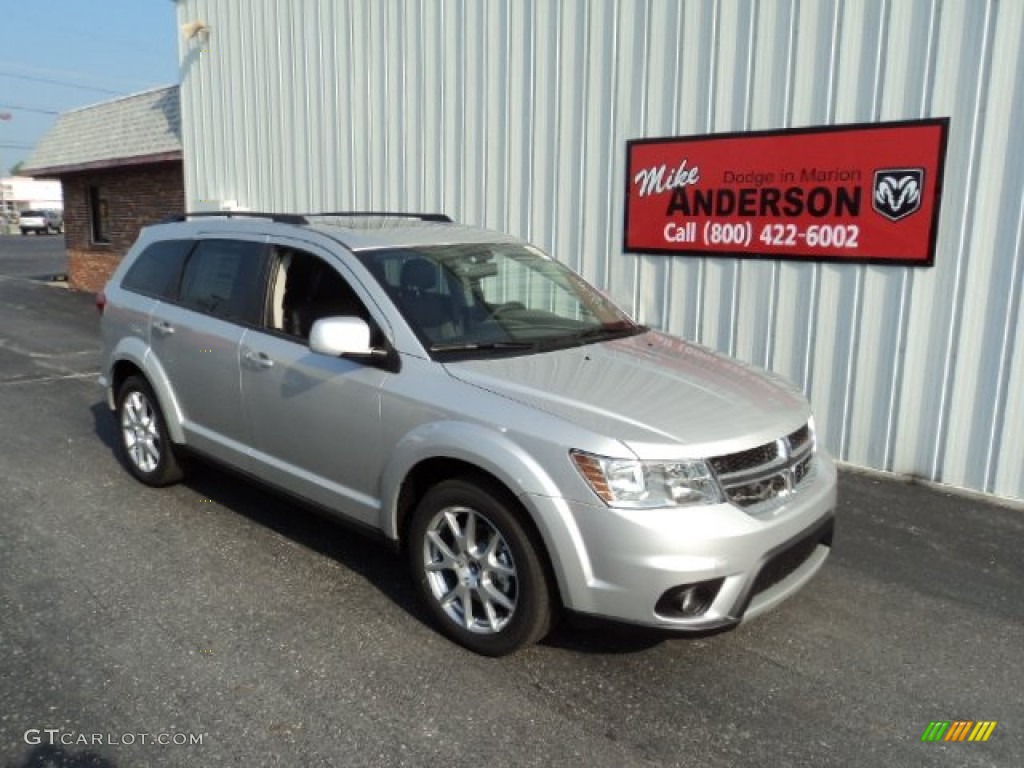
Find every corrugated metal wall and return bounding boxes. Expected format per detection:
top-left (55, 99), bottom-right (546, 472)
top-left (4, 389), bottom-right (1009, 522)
top-left (176, 0), bottom-right (1024, 501)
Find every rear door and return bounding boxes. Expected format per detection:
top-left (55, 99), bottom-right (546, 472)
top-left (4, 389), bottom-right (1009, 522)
top-left (150, 236), bottom-right (270, 468)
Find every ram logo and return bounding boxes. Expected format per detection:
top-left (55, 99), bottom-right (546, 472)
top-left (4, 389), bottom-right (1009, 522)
top-left (873, 168), bottom-right (924, 221)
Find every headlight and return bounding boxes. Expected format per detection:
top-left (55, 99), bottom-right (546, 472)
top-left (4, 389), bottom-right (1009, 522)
top-left (570, 450), bottom-right (723, 508)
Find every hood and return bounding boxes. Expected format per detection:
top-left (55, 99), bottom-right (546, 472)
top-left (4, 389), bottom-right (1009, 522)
top-left (444, 331), bottom-right (810, 459)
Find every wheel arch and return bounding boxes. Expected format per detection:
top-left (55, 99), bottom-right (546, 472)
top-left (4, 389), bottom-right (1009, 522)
top-left (109, 347), bottom-right (185, 444)
top-left (394, 458), bottom-right (524, 549)
top-left (381, 422), bottom-right (591, 611)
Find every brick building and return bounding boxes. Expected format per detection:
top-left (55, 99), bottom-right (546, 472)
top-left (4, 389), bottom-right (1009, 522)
top-left (21, 86), bottom-right (183, 292)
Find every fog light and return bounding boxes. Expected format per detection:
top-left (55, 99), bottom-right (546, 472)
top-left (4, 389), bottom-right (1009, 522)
top-left (655, 579), bottom-right (724, 618)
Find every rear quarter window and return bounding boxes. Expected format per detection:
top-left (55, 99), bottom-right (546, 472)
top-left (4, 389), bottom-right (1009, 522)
top-left (121, 240), bottom-right (193, 299)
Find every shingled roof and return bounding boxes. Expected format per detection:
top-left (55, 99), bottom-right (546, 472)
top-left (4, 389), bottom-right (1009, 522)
top-left (22, 85), bottom-right (181, 176)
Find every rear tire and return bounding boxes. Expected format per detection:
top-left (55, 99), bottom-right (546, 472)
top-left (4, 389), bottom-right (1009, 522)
top-left (116, 375), bottom-right (184, 487)
top-left (408, 477), bottom-right (554, 656)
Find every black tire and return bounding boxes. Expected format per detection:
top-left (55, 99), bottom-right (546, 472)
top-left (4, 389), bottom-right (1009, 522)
top-left (408, 476), bottom-right (555, 656)
top-left (116, 375), bottom-right (184, 487)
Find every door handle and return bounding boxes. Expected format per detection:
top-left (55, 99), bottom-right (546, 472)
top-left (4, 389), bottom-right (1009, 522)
top-left (152, 320), bottom-right (175, 336)
top-left (242, 349), bottom-right (274, 369)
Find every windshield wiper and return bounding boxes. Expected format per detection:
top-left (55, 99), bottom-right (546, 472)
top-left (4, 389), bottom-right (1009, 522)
top-left (564, 323), bottom-right (644, 344)
top-left (429, 340), bottom-right (538, 353)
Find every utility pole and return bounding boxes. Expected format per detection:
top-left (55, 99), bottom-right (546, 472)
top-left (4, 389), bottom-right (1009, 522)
top-left (0, 112), bottom-right (11, 229)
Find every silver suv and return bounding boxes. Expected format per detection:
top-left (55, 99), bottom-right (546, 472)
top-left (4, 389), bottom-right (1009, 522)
top-left (98, 212), bottom-right (836, 655)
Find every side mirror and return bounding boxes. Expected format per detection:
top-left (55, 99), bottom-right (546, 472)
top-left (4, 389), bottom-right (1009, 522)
top-left (309, 316), bottom-right (372, 357)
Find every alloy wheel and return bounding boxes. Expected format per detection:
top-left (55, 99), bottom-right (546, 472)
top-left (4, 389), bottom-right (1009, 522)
top-left (422, 505), bottom-right (519, 634)
top-left (121, 390), bottom-right (161, 474)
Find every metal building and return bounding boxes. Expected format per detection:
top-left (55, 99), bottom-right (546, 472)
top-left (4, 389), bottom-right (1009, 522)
top-left (174, 0), bottom-right (1024, 502)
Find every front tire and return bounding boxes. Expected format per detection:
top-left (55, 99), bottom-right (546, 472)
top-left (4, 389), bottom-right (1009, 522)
top-left (116, 375), bottom-right (184, 487)
top-left (408, 477), bottom-right (555, 656)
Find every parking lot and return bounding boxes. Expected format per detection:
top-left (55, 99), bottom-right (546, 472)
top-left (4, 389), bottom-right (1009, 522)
top-left (0, 235), bottom-right (1021, 767)
top-left (0, 231), bottom-right (68, 280)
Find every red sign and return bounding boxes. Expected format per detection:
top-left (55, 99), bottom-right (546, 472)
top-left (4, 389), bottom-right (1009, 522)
top-left (624, 119), bottom-right (949, 266)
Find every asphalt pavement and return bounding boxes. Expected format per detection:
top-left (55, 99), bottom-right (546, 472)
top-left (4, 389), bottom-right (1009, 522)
top-left (0, 235), bottom-right (1021, 767)
top-left (0, 232), bottom-right (68, 280)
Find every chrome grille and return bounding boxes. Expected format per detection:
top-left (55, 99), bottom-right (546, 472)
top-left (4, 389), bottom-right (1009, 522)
top-left (788, 424), bottom-right (812, 453)
top-left (710, 424), bottom-right (816, 510)
top-left (707, 443), bottom-right (779, 476)
top-left (793, 453), bottom-right (814, 486)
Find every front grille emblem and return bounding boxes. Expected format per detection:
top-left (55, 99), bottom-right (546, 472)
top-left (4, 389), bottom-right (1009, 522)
top-left (711, 424), bottom-right (815, 510)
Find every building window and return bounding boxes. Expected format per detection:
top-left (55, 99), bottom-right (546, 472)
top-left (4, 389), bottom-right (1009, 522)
top-left (89, 185), bottom-right (110, 244)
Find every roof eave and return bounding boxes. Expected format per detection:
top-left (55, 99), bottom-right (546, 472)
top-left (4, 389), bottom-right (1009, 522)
top-left (21, 150), bottom-right (183, 179)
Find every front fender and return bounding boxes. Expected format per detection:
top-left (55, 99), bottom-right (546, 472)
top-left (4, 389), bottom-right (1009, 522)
top-left (109, 338), bottom-right (186, 444)
top-left (379, 420), bottom-right (594, 604)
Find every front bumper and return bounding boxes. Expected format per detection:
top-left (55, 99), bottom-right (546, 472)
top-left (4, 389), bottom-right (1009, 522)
top-left (533, 452), bottom-right (837, 631)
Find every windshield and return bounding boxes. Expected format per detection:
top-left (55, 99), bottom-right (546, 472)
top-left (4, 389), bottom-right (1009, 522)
top-left (358, 244), bottom-right (644, 357)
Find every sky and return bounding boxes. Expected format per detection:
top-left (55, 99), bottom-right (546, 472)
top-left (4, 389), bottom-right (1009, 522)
top-left (0, 0), bottom-right (179, 176)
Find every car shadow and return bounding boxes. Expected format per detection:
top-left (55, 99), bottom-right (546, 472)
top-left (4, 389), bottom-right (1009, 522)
top-left (91, 399), bottom-right (673, 656)
top-left (91, 401), bottom-right (433, 632)
top-left (542, 621), bottom-right (668, 655)
top-left (90, 402), bottom-right (119, 454)
top-left (181, 457), bottom-right (431, 628)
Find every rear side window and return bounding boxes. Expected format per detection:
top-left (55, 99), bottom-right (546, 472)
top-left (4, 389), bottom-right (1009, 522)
top-left (121, 240), bottom-right (192, 299)
top-left (179, 239), bottom-right (268, 324)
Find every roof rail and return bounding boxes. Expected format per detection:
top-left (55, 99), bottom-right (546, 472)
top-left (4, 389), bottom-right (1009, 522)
top-left (304, 211), bottom-right (453, 223)
top-left (160, 211), bottom-right (309, 225)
